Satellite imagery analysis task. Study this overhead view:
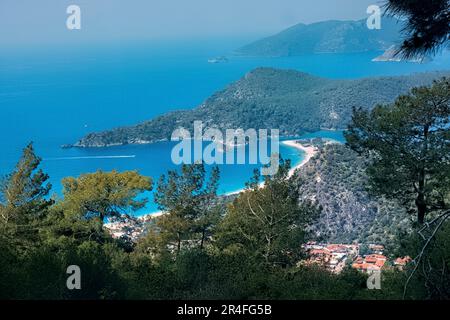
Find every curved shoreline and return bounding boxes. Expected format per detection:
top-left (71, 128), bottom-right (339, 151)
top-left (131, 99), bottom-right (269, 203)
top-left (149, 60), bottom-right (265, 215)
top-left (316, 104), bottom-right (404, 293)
top-left (282, 140), bottom-right (318, 178)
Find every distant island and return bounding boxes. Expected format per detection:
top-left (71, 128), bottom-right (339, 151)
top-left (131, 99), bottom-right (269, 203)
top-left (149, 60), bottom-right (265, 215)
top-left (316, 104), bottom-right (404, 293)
top-left (68, 68), bottom-right (449, 148)
top-left (235, 18), bottom-right (402, 57)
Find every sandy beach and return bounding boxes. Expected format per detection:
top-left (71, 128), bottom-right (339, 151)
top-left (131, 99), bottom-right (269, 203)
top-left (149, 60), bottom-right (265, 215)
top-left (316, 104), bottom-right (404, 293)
top-left (281, 140), bottom-right (318, 178)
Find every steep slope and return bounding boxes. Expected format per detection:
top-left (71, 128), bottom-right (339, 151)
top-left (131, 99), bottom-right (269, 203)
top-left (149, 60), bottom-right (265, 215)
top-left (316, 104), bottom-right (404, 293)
top-left (295, 143), bottom-right (413, 246)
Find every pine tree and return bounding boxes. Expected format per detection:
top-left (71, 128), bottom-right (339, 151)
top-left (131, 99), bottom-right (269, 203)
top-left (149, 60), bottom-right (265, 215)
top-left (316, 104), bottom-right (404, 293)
top-left (61, 170), bottom-right (152, 223)
top-left (346, 78), bottom-right (450, 224)
top-left (153, 163), bottom-right (220, 253)
top-left (385, 0), bottom-right (450, 58)
top-left (217, 159), bottom-right (319, 267)
top-left (0, 143), bottom-right (53, 248)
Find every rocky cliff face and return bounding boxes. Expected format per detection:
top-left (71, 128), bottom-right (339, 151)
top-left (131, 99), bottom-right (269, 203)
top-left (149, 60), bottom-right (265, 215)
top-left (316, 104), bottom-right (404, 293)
top-left (295, 143), bottom-right (413, 246)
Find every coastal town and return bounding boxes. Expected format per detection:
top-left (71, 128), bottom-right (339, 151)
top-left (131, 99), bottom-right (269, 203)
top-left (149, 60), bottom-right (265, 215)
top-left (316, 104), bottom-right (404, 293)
top-left (106, 214), bottom-right (413, 274)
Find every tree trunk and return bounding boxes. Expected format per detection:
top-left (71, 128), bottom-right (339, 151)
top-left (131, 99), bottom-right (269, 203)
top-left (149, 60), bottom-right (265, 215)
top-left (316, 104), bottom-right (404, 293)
top-left (416, 194), bottom-right (426, 224)
top-left (416, 124), bottom-right (429, 225)
top-left (416, 168), bottom-right (426, 224)
top-left (177, 232), bottom-right (181, 254)
top-left (264, 234), bottom-right (272, 265)
top-left (200, 229), bottom-right (206, 250)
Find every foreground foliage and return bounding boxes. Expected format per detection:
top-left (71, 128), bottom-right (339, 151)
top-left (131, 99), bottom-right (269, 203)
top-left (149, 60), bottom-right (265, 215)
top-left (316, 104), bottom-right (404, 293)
top-left (346, 78), bottom-right (450, 224)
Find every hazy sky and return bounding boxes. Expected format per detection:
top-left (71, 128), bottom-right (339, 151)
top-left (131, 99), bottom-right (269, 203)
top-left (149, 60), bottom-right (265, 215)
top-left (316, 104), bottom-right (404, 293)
top-left (0, 0), bottom-right (383, 46)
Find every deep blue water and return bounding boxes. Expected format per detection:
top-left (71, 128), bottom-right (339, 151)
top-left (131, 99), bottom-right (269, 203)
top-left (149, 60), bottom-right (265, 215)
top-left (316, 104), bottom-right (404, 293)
top-left (0, 39), bottom-right (449, 214)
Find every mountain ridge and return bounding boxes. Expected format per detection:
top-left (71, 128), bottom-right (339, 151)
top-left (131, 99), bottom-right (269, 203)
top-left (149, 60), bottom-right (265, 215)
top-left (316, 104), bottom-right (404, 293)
top-left (235, 18), bottom-right (403, 57)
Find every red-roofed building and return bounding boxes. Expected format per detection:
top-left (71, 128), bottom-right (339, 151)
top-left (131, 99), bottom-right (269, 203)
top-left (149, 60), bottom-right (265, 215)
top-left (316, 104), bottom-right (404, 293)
top-left (394, 256), bottom-right (412, 270)
top-left (310, 248), bottom-right (331, 256)
top-left (352, 254), bottom-right (387, 273)
top-left (326, 244), bottom-right (348, 253)
top-left (375, 259), bottom-right (386, 268)
top-left (303, 243), bottom-right (360, 274)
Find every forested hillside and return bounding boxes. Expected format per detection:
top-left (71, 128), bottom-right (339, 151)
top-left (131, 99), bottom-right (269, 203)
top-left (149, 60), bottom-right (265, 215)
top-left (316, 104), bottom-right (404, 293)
top-left (72, 68), bottom-right (449, 148)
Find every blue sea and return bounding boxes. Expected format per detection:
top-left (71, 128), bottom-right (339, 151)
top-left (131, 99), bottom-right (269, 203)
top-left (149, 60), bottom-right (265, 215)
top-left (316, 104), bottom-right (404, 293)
top-left (1, 39), bottom-right (449, 214)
